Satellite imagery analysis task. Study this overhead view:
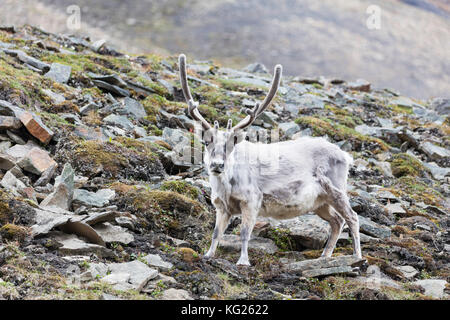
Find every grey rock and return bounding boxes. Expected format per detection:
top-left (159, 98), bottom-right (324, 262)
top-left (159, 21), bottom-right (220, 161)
top-left (188, 64), bottom-right (212, 75)
top-left (122, 97), bottom-right (147, 119)
top-left (358, 216), bottom-right (391, 239)
top-left (142, 254), bottom-right (174, 271)
top-left (34, 163), bottom-right (57, 187)
top-left (414, 279), bottom-right (447, 299)
top-left (4, 49), bottom-right (50, 72)
top-left (423, 162), bottom-right (450, 180)
top-left (83, 211), bottom-right (118, 225)
top-left (394, 265), bottom-right (418, 279)
top-left (93, 80), bottom-right (130, 97)
top-left (103, 114), bottom-right (134, 131)
top-left (160, 288), bottom-right (193, 300)
top-left (270, 214), bottom-right (330, 250)
top-left (430, 98), bottom-right (450, 116)
top-left (285, 255), bottom-right (365, 277)
top-left (6, 130), bottom-right (26, 145)
top-left (346, 79), bottom-right (371, 92)
top-left (40, 163), bottom-right (74, 210)
top-left (219, 234), bottom-right (278, 254)
top-left (297, 93), bottom-right (325, 110)
top-left (73, 189), bottom-right (116, 208)
top-left (0, 116), bottom-right (22, 130)
top-left (0, 154), bottom-right (16, 170)
top-left (93, 222), bottom-right (134, 245)
top-left (104, 260), bottom-right (158, 291)
top-left (42, 89), bottom-right (66, 104)
top-left (53, 233), bottom-right (112, 258)
top-left (0, 170), bottom-right (27, 196)
top-left (16, 147), bottom-right (58, 175)
top-left (420, 142), bottom-right (450, 161)
top-left (45, 63), bottom-right (72, 83)
top-left (90, 39), bottom-right (106, 53)
top-left (278, 122), bottom-right (300, 139)
top-left (243, 62), bottom-right (269, 74)
top-left (385, 203), bottom-right (406, 215)
top-left (390, 96), bottom-right (422, 108)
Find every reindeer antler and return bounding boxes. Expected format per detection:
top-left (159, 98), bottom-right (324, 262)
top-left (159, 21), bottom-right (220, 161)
top-left (232, 64), bottom-right (282, 132)
top-left (179, 54), bottom-right (212, 130)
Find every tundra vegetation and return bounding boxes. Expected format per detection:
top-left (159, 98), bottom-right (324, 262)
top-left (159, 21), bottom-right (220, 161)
top-left (0, 26), bottom-right (448, 300)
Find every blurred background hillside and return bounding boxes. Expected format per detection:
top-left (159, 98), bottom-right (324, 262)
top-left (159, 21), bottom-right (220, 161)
top-left (0, 0), bottom-right (449, 99)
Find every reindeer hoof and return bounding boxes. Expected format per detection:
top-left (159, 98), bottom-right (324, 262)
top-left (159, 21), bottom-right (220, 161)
top-left (236, 258), bottom-right (251, 266)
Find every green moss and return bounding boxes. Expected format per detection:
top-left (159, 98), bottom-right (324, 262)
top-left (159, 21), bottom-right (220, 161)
top-left (42, 52), bottom-right (132, 74)
top-left (0, 224), bottom-right (29, 242)
top-left (132, 75), bottom-right (168, 97)
top-left (390, 153), bottom-right (427, 178)
top-left (160, 180), bottom-right (199, 200)
top-left (115, 188), bottom-right (206, 236)
top-left (0, 53), bottom-right (54, 108)
top-left (388, 104), bottom-right (413, 115)
top-left (388, 176), bottom-right (444, 206)
top-left (263, 227), bottom-right (294, 251)
top-left (0, 191), bottom-right (12, 224)
top-left (295, 116), bottom-right (389, 151)
top-left (141, 94), bottom-right (184, 124)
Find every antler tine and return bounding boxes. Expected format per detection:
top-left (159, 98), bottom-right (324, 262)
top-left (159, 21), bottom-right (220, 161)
top-left (254, 64), bottom-right (282, 117)
top-left (232, 64), bottom-right (282, 132)
top-left (232, 103), bottom-right (259, 132)
top-left (179, 54), bottom-right (212, 130)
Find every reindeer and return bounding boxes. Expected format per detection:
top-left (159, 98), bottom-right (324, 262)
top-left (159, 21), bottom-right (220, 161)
top-left (178, 54), bottom-right (361, 266)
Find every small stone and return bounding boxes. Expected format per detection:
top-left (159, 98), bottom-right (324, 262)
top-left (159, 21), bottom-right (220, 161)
top-left (105, 260), bottom-right (158, 291)
top-left (219, 234), bottom-right (278, 254)
top-left (93, 80), bottom-right (130, 97)
top-left (358, 216), bottom-right (391, 239)
top-left (40, 163), bottom-right (74, 210)
top-left (0, 116), bottom-right (22, 130)
top-left (385, 203), bottom-right (406, 215)
top-left (42, 89), bottom-right (66, 104)
top-left (45, 63), bottom-right (72, 83)
top-left (17, 147), bottom-right (57, 175)
top-left (270, 214), bottom-right (331, 250)
top-left (53, 233), bottom-right (113, 258)
top-left (420, 142), bottom-right (450, 162)
top-left (394, 265), bottom-right (418, 279)
top-left (0, 154), bottom-right (16, 170)
top-left (93, 222), bottom-right (134, 245)
top-left (103, 114), bottom-right (135, 131)
top-left (347, 79), bottom-right (371, 92)
top-left (122, 97), bottom-right (147, 119)
top-left (414, 279), bottom-right (447, 299)
top-left (73, 188), bottom-right (116, 208)
top-left (160, 288), bottom-right (193, 300)
top-left (278, 122), bottom-right (301, 139)
top-left (142, 254), bottom-right (174, 272)
top-left (16, 110), bottom-right (54, 144)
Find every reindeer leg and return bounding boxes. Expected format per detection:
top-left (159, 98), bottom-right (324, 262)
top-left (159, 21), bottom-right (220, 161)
top-left (315, 204), bottom-right (345, 257)
top-left (204, 208), bottom-right (231, 260)
top-left (318, 175), bottom-right (362, 259)
top-left (237, 203), bottom-right (257, 266)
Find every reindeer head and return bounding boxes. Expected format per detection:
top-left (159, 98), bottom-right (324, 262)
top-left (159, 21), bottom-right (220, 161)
top-left (178, 54), bottom-right (282, 175)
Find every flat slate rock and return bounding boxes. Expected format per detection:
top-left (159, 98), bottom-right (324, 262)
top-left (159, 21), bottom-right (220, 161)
top-left (45, 63), bottom-right (72, 83)
top-left (285, 255), bottom-right (365, 277)
top-left (219, 234), bottom-right (278, 254)
top-left (102, 260), bottom-right (158, 291)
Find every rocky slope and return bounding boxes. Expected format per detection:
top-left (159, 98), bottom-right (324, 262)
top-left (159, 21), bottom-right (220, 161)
top-left (0, 25), bottom-right (448, 300)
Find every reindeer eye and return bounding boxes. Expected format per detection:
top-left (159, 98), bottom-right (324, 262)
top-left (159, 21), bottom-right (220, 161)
top-left (234, 136), bottom-right (238, 145)
top-left (204, 137), bottom-right (213, 147)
